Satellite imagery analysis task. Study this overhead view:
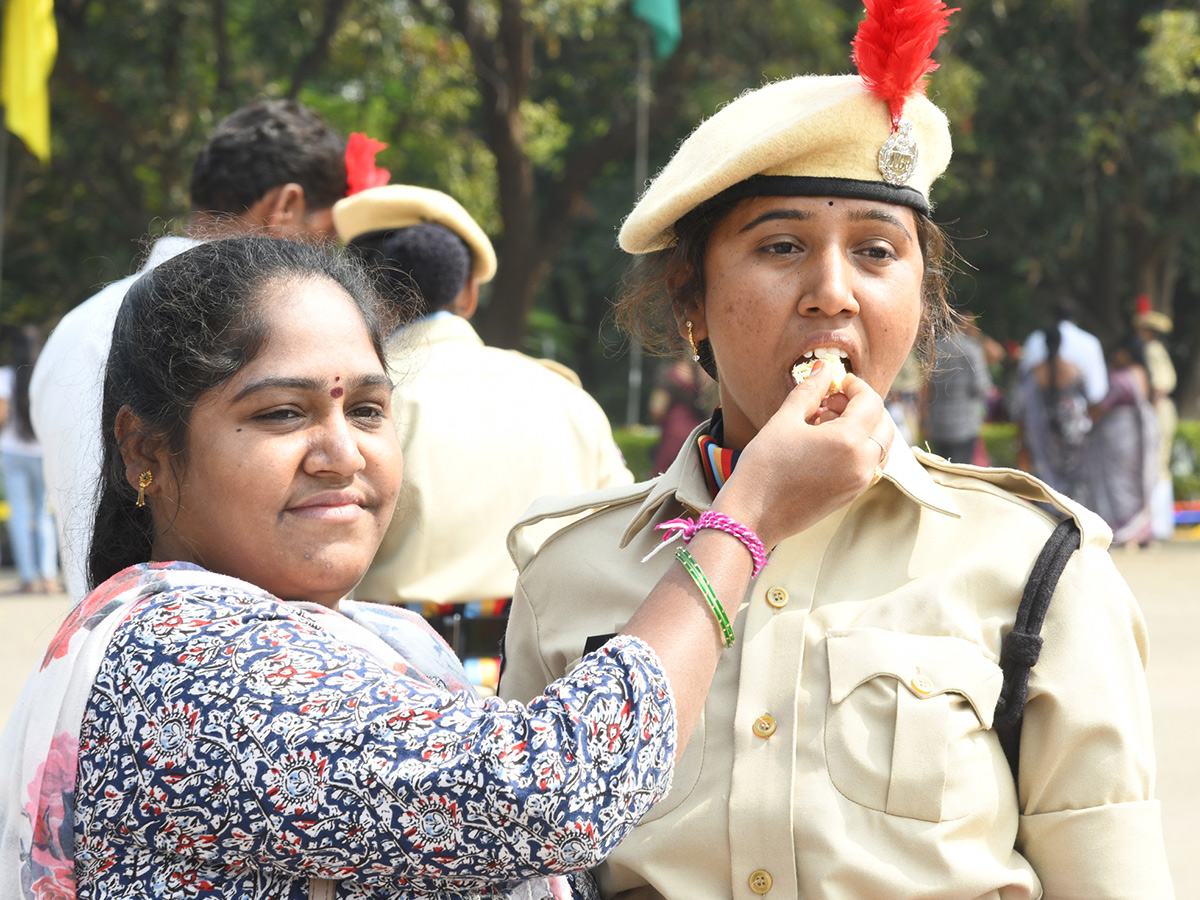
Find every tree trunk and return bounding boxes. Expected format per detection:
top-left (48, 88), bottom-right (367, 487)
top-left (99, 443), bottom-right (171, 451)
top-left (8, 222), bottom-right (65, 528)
top-left (477, 244), bottom-right (553, 350)
top-left (287, 0), bottom-right (352, 97)
top-left (448, 0), bottom-right (694, 350)
top-left (1174, 314), bottom-right (1200, 418)
top-left (1092, 207), bottom-right (1124, 343)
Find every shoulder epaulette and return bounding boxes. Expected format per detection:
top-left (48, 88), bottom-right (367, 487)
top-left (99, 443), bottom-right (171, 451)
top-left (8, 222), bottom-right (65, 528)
top-left (507, 481), bottom-right (654, 570)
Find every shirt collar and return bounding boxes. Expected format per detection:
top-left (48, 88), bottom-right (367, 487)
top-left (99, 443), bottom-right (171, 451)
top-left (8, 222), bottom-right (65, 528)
top-left (145, 235), bottom-right (200, 270)
top-left (390, 312), bottom-right (482, 345)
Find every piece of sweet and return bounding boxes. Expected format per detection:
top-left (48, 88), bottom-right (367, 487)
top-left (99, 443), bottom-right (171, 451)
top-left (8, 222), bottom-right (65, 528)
top-left (791, 350), bottom-right (848, 394)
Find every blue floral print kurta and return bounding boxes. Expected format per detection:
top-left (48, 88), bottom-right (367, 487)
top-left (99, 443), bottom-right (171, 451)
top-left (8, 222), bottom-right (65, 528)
top-left (69, 564), bottom-right (675, 898)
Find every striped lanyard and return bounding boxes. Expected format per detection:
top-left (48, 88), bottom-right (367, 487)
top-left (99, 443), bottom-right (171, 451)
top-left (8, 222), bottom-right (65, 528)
top-left (695, 409), bottom-right (739, 498)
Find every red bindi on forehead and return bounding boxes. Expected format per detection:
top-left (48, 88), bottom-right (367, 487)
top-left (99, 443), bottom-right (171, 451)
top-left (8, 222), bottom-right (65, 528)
top-left (331, 376), bottom-right (343, 399)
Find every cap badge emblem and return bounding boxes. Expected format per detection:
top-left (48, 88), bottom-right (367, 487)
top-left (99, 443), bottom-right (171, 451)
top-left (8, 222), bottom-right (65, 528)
top-left (878, 119), bottom-right (919, 186)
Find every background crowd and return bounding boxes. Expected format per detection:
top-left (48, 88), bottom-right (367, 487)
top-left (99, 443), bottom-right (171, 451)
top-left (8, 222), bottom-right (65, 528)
top-left (910, 295), bottom-right (1179, 549)
top-left (0, 0), bottom-right (1187, 894)
top-left (0, 260), bottom-right (1191, 680)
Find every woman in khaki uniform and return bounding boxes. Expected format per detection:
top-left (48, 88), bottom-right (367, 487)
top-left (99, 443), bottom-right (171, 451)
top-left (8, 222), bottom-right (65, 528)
top-left (499, 4), bottom-right (1173, 899)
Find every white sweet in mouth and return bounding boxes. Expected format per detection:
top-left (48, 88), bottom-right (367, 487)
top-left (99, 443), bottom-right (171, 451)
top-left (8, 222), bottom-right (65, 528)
top-left (791, 348), bottom-right (849, 394)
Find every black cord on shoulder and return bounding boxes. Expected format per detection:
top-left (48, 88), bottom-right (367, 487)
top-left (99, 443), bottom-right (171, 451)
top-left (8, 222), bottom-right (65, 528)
top-left (993, 517), bottom-right (1082, 781)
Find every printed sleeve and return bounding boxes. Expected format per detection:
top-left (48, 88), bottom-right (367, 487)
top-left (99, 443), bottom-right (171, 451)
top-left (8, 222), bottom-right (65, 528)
top-left (77, 589), bottom-right (676, 894)
top-left (1015, 545), bottom-right (1174, 899)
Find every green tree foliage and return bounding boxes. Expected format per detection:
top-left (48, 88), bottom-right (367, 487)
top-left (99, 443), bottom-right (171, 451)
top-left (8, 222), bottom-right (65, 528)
top-left (4, 0), bottom-right (1200, 416)
top-left (2, 0), bottom-right (858, 416)
top-left (935, 1), bottom-right (1200, 412)
top-left (2, 0), bottom-right (361, 321)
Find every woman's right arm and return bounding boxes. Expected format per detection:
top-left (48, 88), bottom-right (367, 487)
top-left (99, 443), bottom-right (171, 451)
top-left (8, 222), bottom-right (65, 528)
top-left (1014, 543), bottom-right (1173, 898)
top-left (79, 590), bottom-right (676, 892)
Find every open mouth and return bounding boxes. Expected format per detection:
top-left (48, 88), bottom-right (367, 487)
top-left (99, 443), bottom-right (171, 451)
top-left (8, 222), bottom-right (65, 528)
top-left (791, 347), bottom-right (852, 391)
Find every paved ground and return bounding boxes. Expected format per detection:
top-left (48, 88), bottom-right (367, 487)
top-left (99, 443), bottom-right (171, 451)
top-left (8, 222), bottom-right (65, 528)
top-left (0, 543), bottom-right (1196, 894)
top-left (1109, 539), bottom-right (1200, 897)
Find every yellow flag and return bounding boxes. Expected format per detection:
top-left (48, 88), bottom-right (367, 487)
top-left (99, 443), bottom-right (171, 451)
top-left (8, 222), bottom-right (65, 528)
top-left (2, 0), bottom-right (58, 163)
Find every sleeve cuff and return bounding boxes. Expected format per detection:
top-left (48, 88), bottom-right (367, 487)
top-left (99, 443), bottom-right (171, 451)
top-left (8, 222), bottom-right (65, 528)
top-left (1019, 800), bottom-right (1174, 900)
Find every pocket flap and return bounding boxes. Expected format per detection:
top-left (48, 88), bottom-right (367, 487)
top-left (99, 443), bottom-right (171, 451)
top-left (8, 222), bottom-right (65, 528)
top-left (827, 629), bottom-right (1004, 728)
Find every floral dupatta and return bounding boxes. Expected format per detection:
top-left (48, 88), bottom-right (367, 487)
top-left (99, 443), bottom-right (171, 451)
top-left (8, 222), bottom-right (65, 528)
top-left (0, 562), bottom-right (196, 899)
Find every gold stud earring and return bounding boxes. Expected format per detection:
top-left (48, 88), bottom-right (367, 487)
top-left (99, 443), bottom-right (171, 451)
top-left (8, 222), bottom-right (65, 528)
top-left (686, 320), bottom-right (700, 363)
top-left (136, 471), bottom-right (153, 508)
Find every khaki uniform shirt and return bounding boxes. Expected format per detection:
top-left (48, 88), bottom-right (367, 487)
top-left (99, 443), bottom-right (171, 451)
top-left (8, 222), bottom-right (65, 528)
top-left (500, 427), bottom-right (1172, 900)
top-left (356, 314), bottom-right (633, 605)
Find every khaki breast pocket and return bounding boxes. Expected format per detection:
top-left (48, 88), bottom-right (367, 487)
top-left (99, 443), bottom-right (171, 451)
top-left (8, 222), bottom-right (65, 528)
top-left (824, 628), bottom-right (1004, 822)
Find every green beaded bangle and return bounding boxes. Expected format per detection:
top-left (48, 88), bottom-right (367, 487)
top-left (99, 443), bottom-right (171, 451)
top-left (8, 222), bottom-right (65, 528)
top-left (675, 547), bottom-right (736, 648)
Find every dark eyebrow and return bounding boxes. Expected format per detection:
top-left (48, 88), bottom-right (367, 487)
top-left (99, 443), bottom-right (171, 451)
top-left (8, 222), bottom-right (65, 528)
top-left (850, 207), bottom-right (913, 241)
top-left (231, 372), bottom-right (392, 403)
top-left (737, 205), bottom-right (915, 242)
top-left (737, 208), bottom-right (815, 233)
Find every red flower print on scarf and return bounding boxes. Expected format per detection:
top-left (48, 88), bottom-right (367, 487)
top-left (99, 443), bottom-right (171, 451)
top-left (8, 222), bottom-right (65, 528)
top-left (41, 563), bottom-right (175, 670)
top-left (24, 733), bottom-right (78, 897)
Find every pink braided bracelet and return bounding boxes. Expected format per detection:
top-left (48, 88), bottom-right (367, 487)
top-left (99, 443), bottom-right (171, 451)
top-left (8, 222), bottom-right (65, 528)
top-left (650, 510), bottom-right (767, 576)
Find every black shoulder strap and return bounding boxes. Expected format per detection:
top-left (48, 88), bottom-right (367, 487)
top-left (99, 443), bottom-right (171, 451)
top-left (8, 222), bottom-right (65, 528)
top-left (993, 517), bottom-right (1082, 781)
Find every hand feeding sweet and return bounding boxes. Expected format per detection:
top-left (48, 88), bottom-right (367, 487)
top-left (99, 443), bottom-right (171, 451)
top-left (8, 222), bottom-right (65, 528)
top-left (791, 347), bottom-right (850, 396)
top-left (711, 359), bottom-right (888, 553)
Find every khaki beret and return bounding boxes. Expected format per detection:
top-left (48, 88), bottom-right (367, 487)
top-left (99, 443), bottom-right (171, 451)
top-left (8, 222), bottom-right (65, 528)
top-left (1135, 310), bottom-right (1173, 334)
top-left (333, 184), bottom-right (497, 283)
top-left (619, 74), bottom-right (952, 254)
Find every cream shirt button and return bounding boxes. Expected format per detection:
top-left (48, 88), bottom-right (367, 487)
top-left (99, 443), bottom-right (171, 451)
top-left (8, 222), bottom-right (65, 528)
top-left (911, 674), bottom-right (934, 694)
top-left (765, 586), bottom-right (789, 609)
top-left (749, 869), bottom-right (774, 894)
top-left (752, 714), bottom-right (777, 738)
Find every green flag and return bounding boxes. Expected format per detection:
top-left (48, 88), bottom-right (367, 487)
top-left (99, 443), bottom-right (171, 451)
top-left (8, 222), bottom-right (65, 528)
top-left (632, 0), bottom-right (681, 59)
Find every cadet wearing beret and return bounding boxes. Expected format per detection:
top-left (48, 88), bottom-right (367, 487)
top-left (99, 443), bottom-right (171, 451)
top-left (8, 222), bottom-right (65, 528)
top-left (333, 185), bottom-right (633, 630)
top-left (499, 2), bottom-right (1173, 898)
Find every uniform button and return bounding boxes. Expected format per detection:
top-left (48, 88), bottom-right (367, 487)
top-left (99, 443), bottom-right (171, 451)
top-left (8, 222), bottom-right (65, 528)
top-left (765, 586), bottom-right (789, 608)
top-left (910, 675), bottom-right (934, 694)
top-left (748, 869), bottom-right (773, 894)
top-left (752, 714), bottom-right (777, 738)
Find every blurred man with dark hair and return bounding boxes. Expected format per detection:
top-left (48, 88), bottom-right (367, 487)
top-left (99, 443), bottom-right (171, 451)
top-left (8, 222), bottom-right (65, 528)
top-left (32, 99), bottom-right (348, 603)
top-left (188, 99), bottom-right (348, 238)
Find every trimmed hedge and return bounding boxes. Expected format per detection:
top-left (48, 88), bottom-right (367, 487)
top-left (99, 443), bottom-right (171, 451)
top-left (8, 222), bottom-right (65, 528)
top-left (981, 423), bottom-right (1020, 470)
top-left (614, 425), bottom-right (661, 483)
top-left (1175, 421), bottom-right (1200, 501)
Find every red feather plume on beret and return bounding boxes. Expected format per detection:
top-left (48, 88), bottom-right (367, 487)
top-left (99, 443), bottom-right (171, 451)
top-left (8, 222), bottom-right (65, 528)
top-left (852, 0), bottom-right (959, 132)
top-left (345, 133), bottom-right (391, 196)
